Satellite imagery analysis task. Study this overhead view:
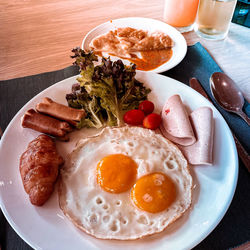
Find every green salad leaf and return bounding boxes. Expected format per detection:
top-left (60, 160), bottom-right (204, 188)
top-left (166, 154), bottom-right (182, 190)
top-left (66, 47), bottom-right (151, 128)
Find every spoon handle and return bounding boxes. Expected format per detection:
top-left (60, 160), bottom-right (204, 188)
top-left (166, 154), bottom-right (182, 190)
top-left (236, 110), bottom-right (250, 126)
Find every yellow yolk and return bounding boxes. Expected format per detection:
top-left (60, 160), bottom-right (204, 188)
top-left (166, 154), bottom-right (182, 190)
top-left (131, 172), bottom-right (176, 213)
top-left (96, 154), bottom-right (137, 193)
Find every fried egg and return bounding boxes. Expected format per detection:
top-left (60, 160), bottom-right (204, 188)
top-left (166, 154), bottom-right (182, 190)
top-left (59, 126), bottom-right (192, 240)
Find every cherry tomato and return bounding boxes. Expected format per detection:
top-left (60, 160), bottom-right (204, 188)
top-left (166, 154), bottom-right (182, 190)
top-left (139, 100), bottom-right (154, 115)
top-left (143, 113), bottom-right (162, 130)
top-left (123, 109), bottom-right (145, 125)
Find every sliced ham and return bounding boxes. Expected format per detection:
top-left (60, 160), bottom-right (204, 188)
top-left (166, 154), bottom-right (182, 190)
top-left (179, 107), bottom-right (214, 165)
top-left (160, 95), bottom-right (196, 146)
top-left (160, 94), bottom-right (214, 166)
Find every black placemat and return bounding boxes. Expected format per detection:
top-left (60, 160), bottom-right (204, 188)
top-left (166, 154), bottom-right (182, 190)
top-left (0, 65), bottom-right (79, 132)
top-left (0, 43), bottom-right (249, 250)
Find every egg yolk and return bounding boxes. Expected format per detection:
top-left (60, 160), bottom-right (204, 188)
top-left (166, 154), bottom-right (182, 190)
top-left (96, 154), bottom-right (137, 193)
top-left (131, 172), bottom-right (176, 213)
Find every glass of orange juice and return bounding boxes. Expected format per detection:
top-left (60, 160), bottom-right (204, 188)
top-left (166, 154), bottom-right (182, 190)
top-left (163, 0), bottom-right (200, 32)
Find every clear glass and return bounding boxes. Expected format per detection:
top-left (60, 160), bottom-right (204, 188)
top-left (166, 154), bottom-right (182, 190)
top-left (163, 0), bottom-right (200, 33)
top-left (195, 0), bottom-right (237, 40)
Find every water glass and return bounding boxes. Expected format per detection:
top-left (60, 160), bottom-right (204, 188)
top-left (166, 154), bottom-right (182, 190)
top-left (195, 0), bottom-right (237, 40)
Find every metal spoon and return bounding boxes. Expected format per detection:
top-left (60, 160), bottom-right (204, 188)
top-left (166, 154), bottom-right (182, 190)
top-left (210, 72), bottom-right (250, 126)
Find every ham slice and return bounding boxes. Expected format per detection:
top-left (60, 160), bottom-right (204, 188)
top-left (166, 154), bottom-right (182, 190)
top-left (180, 107), bottom-right (214, 165)
top-left (160, 95), bottom-right (196, 146)
top-left (160, 94), bottom-right (214, 165)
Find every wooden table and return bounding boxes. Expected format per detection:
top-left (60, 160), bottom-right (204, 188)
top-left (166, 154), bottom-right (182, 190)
top-left (0, 1), bottom-right (250, 250)
top-left (0, 0), bottom-right (250, 100)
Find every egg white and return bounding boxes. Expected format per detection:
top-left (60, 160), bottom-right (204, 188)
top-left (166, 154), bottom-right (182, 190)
top-left (59, 126), bottom-right (192, 240)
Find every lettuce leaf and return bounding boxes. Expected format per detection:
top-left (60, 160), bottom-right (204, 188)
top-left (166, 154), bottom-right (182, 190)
top-left (66, 47), bottom-right (151, 128)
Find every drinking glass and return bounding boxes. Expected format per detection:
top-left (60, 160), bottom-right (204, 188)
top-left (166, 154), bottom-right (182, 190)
top-left (195, 0), bottom-right (237, 40)
top-left (163, 0), bottom-right (200, 33)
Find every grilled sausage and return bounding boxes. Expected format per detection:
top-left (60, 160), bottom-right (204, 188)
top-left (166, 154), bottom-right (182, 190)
top-left (36, 97), bottom-right (85, 126)
top-left (21, 109), bottom-right (72, 140)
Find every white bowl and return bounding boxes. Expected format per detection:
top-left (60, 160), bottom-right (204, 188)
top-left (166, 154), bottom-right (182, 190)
top-left (82, 17), bottom-right (187, 73)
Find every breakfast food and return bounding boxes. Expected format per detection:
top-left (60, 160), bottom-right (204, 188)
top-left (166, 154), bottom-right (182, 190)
top-left (36, 97), bottom-right (86, 126)
top-left (143, 113), bottom-right (162, 130)
top-left (12, 42), bottom-right (218, 245)
top-left (139, 100), bottom-right (154, 115)
top-left (160, 95), bottom-right (214, 165)
top-left (123, 109), bottom-right (145, 125)
top-left (59, 126), bottom-right (192, 240)
top-left (19, 134), bottom-right (64, 206)
top-left (21, 109), bottom-right (72, 140)
top-left (180, 107), bottom-right (214, 165)
top-left (89, 27), bottom-right (174, 71)
top-left (160, 95), bottom-right (196, 146)
top-left (90, 27), bottom-right (173, 58)
top-left (66, 48), bottom-right (151, 128)
top-left (123, 100), bottom-right (161, 130)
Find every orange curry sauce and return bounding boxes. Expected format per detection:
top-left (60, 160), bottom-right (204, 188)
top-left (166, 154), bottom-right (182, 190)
top-left (128, 49), bottom-right (173, 71)
top-left (95, 49), bottom-right (173, 71)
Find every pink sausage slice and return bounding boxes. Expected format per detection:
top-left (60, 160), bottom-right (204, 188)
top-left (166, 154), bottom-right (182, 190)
top-left (180, 107), bottom-right (214, 165)
top-left (160, 95), bottom-right (196, 146)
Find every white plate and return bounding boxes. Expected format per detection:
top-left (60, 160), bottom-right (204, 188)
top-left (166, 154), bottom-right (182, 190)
top-left (82, 17), bottom-right (187, 73)
top-left (0, 72), bottom-right (238, 250)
